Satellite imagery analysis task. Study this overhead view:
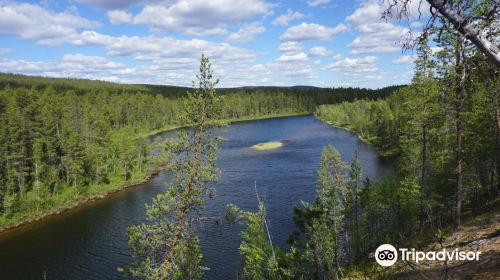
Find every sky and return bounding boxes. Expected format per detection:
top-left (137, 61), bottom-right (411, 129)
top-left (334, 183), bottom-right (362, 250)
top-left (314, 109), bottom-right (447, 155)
top-left (0, 0), bottom-right (430, 88)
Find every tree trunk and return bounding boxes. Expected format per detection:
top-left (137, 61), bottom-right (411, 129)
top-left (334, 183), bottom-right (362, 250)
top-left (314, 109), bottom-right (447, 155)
top-left (454, 37), bottom-right (464, 229)
top-left (332, 208), bottom-right (340, 280)
top-left (420, 123), bottom-right (427, 232)
top-left (426, 0), bottom-right (500, 67)
top-left (493, 71), bottom-right (500, 193)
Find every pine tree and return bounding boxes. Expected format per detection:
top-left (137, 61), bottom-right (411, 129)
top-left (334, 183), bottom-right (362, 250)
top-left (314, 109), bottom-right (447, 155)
top-left (126, 54), bottom-right (223, 280)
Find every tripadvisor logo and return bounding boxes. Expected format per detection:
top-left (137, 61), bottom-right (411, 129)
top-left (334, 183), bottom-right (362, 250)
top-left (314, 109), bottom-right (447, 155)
top-left (375, 244), bottom-right (398, 266)
top-left (374, 244), bottom-right (481, 267)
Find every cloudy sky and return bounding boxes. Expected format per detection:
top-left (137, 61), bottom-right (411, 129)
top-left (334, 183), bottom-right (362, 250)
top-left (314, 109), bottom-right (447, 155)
top-left (0, 0), bottom-right (429, 88)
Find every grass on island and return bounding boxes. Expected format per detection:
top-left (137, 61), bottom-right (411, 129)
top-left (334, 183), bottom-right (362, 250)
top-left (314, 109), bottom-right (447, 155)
top-left (252, 141), bottom-right (283, 151)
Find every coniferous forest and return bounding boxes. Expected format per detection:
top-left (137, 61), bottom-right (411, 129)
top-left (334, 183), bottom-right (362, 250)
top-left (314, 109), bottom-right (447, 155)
top-left (0, 0), bottom-right (499, 279)
top-left (0, 72), bottom-right (392, 230)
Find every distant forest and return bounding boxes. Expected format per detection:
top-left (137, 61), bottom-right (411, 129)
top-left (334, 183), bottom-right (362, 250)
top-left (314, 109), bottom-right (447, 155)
top-left (0, 72), bottom-right (399, 229)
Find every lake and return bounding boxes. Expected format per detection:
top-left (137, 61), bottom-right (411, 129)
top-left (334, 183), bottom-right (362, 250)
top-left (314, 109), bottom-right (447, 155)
top-left (0, 115), bottom-right (392, 279)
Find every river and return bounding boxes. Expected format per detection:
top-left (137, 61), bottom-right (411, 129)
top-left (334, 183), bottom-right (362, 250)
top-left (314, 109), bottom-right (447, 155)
top-left (0, 115), bottom-right (392, 279)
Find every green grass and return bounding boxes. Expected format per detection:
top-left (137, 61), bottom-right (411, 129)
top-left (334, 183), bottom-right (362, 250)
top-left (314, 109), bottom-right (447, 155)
top-left (252, 141), bottom-right (283, 150)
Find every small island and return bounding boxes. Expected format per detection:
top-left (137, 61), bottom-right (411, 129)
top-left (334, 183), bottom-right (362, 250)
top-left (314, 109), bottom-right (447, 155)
top-left (252, 141), bottom-right (283, 151)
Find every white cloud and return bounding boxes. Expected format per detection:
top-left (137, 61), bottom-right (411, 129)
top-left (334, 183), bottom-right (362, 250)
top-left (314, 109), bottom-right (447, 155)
top-left (132, 0), bottom-right (272, 35)
top-left (365, 74), bottom-right (383, 80)
top-left (226, 22), bottom-right (266, 43)
top-left (309, 46), bottom-right (332, 56)
top-left (0, 48), bottom-right (12, 56)
top-left (0, 3), bottom-right (97, 46)
top-left (410, 21), bottom-right (422, 28)
top-left (105, 35), bottom-right (258, 65)
top-left (276, 52), bottom-right (308, 62)
top-left (346, 1), bottom-right (381, 24)
top-left (346, 2), bottom-right (409, 54)
top-left (0, 54), bottom-right (133, 80)
top-left (77, 0), bottom-right (147, 10)
top-left (61, 54), bottom-right (125, 70)
top-left (67, 30), bottom-right (116, 46)
top-left (280, 22), bottom-right (347, 41)
top-left (272, 9), bottom-right (304, 26)
top-left (267, 60), bottom-right (317, 80)
top-left (325, 55), bottom-right (379, 73)
top-left (107, 10), bottom-right (132, 24)
top-left (278, 41), bottom-right (303, 53)
top-left (306, 0), bottom-right (331, 7)
top-left (392, 55), bottom-right (416, 64)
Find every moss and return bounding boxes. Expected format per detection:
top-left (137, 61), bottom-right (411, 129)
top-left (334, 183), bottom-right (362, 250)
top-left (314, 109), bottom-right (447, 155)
top-left (252, 141), bottom-right (283, 150)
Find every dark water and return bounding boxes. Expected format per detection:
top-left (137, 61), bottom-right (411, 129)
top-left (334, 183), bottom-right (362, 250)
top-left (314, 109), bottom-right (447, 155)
top-left (0, 115), bottom-right (392, 280)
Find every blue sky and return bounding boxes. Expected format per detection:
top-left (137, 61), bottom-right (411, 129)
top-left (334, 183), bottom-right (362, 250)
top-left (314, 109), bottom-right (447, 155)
top-left (0, 0), bottom-right (429, 88)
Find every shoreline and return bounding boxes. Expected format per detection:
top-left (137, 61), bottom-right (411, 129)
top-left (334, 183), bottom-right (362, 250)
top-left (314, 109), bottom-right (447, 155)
top-left (314, 115), bottom-right (394, 159)
top-left (145, 112), bottom-right (310, 137)
top-left (0, 112), bottom-right (310, 236)
top-left (0, 169), bottom-right (163, 237)
top-left (315, 117), bottom-right (373, 145)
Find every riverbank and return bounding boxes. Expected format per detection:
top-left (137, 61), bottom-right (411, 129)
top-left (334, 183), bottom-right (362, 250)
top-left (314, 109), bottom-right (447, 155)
top-left (314, 115), bottom-right (396, 159)
top-left (0, 170), bottom-right (161, 235)
top-left (0, 112), bottom-right (309, 235)
top-left (144, 112), bottom-right (310, 137)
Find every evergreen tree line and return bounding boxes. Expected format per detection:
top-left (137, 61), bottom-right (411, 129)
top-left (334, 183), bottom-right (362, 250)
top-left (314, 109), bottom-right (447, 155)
top-left (308, 38), bottom-right (499, 279)
top-left (232, 62), bottom-right (498, 277)
top-left (227, 146), bottom-right (410, 279)
top-left (315, 57), bottom-right (499, 234)
top-left (0, 74), bottom-right (393, 229)
top-left (229, 1), bottom-right (500, 277)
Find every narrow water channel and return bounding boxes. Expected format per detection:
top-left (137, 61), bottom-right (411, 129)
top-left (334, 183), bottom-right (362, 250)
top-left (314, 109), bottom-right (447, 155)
top-left (0, 115), bottom-right (392, 279)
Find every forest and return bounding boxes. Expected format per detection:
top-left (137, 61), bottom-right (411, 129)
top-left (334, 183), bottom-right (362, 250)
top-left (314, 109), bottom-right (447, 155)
top-left (223, 0), bottom-right (500, 279)
top-left (0, 72), bottom-right (393, 230)
top-left (1, 0), bottom-right (499, 278)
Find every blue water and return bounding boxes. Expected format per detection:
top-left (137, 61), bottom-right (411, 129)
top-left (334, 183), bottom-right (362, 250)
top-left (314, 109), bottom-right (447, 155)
top-left (0, 115), bottom-right (392, 279)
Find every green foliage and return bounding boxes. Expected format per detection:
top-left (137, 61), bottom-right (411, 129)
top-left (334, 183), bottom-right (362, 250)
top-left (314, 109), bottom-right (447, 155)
top-left (0, 68), bottom-right (396, 229)
top-left (314, 27), bottom-right (500, 274)
top-left (126, 54), bottom-right (223, 280)
top-left (240, 203), bottom-right (277, 280)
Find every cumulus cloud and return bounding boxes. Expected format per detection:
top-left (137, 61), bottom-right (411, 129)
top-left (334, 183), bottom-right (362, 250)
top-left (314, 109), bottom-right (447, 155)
top-left (272, 9), bottom-right (304, 26)
top-left (278, 41), bottom-right (303, 53)
top-left (392, 55), bottom-right (416, 64)
top-left (132, 0), bottom-right (272, 35)
top-left (0, 48), bottom-right (12, 56)
top-left (105, 35), bottom-right (258, 66)
top-left (346, 1), bottom-right (409, 54)
top-left (107, 10), bottom-right (132, 24)
top-left (77, 0), bottom-right (147, 10)
top-left (226, 22), bottom-right (266, 43)
top-left (280, 22), bottom-right (347, 41)
top-left (68, 30), bottom-right (116, 46)
top-left (61, 54), bottom-right (123, 69)
top-left (306, 0), bottom-right (331, 7)
top-left (309, 46), bottom-right (332, 56)
top-left (325, 55), bottom-right (379, 73)
top-left (276, 52), bottom-right (308, 62)
top-left (0, 2), bottom-right (97, 46)
top-left (0, 54), bottom-right (133, 81)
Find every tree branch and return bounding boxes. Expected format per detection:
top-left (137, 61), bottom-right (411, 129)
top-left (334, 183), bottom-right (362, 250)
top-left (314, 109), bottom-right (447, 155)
top-left (426, 0), bottom-right (500, 67)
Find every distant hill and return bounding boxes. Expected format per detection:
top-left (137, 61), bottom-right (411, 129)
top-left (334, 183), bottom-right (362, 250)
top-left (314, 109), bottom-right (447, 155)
top-left (0, 72), bottom-right (405, 100)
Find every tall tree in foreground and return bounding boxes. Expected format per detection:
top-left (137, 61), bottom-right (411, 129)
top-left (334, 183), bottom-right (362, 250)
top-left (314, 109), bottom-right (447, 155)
top-left (314, 145), bottom-right (348, 280)
top-left (282, 145), bottom-right (348, 279)
top-left (127, 54), bottom-right (223, 280)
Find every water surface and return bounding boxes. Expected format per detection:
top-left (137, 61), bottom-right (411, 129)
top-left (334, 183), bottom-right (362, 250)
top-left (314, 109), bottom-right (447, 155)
top-left (0, 115), bottom-right (392, 279)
